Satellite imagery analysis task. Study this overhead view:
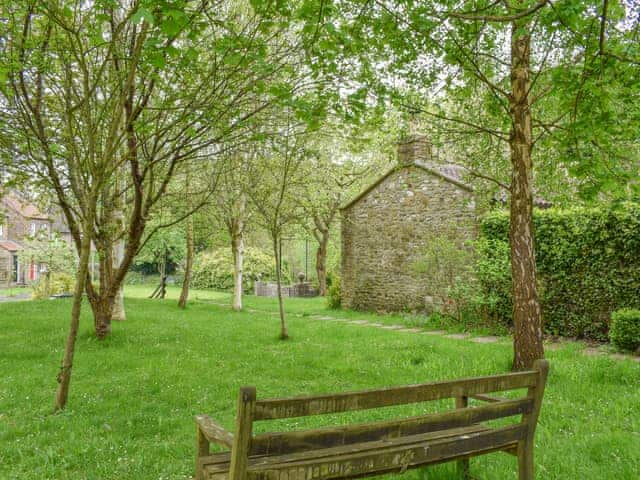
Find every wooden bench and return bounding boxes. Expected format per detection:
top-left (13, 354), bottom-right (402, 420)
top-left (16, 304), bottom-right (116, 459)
top-left (194, 359), bottom-right (548, 480)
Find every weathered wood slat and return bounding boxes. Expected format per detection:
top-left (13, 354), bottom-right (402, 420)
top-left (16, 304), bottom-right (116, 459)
top-left (229, 387), bottom-right (256, 480)
top-left (195, 415), bottom-right (235, 448)
top-left (254, 371), bottom-right (538, 420)
top-left (204, 425), bottom-right (490, 476)
top-left (246, 424), bottom-right (527, 480)
top-left (470, 393), bottom-right (507, 403)
top-left (250, 397), bottom-right (532, 455)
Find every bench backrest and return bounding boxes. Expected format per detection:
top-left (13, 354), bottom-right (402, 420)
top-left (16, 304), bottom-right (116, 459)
top-left (227, 360), bottom-right (549, 478)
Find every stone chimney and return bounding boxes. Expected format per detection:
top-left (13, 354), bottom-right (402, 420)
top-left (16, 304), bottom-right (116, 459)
top-left (397, 134), bottom-right (432, 165)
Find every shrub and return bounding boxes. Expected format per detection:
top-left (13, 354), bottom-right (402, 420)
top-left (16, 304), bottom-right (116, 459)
top-left (327, 275), bottom-right (341, 309)
top-left (191, 247), bottom-right (277, 292)
top-left (31, 272), bottom-right (75, 299)
top-left (414, 234), bottom-right (477, 321)
top-left (610, 309), bottom-right (640, 352)
top-left (479, 203), bottom-right (640, 340)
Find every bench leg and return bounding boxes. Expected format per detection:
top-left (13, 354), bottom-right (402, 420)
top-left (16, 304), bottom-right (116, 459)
top-left (517, 440), bottom-right (534, 480)
top-left (455, 396), bottom-right (471, 479)
top-left (196, 427), bottom-right (209, 480)
top-left (457, 458), bottom-right (470, 479)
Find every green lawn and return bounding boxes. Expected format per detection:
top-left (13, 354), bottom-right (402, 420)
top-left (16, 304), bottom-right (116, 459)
top-left (1, 289), bottom-right (638, 479)
top-left (0, 286), bottom-right (30, 298)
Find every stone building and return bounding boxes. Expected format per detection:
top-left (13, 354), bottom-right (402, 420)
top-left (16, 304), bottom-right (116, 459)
top-left (0, 193), bottom-right (53, 287)
top-left (340, 136), bottom-right (478, 312)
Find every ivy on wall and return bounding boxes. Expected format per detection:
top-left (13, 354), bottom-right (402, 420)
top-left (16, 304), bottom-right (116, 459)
top-left (479, 204), bottom-right (640, 340)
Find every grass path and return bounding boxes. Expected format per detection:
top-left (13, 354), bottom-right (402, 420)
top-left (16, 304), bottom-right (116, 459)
top-left (127, 285), bottom-right (640, 363)
top-left (0, 290), bottom-right (638, 479)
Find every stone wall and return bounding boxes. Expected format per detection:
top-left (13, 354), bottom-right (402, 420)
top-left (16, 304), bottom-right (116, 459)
top-left (341, 165), bottom-right (477, 312)
top-left (254, 281), bottom-right (318, 298)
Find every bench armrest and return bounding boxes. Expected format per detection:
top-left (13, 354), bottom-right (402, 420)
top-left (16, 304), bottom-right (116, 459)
top-left (194, 414), bottom-right (234, 448)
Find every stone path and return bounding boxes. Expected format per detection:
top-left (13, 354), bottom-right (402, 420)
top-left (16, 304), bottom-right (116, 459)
top-left (202, 300), bottom-right (639, 364)
top-left (0, 293), bottom-right (31, 303)
top-left (302, 313), bottom-right (639, 363)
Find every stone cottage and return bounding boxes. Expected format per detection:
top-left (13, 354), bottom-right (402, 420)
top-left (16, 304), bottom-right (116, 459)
top-left (340, 135), bottom-right (478, 312)
top-left (0, 192), bottom-right (53, 287)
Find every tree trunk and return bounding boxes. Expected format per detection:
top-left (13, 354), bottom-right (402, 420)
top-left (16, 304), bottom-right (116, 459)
top-left (273, 235), bottom-right (288, 339)
top-left (178, 216), bottom-right (194, 309)
top-left (315, 230), bottom-right (329, 296)
top-left (111, 236), bottom-right (126, 321)
top-left (509, 19), bottom-right (544, 370)
top-left (94, 299), bottom-right (115, 339)
top-left (54, 229), bottom-right (92, 412)
top-left (231, 228), bottom-right (244, 311)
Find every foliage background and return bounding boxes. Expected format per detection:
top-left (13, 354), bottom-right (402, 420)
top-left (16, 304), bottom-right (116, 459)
top-left (479, 204), bottom-right (640, 340)
top-left (190, 247), bottom-right (280, 292)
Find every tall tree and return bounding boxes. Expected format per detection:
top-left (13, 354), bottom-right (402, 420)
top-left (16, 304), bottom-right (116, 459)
top-left (305, 0), bottom-right (631, 369)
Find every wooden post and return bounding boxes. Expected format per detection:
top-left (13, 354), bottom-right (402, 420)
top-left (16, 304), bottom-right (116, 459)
top-left (455, 395), bottom-right (470, 479)
top-left (518, 359), bottom-right (549, 480)
top-left (229, 386), bottom-right (256, 480)
top-left (196, 426), bottom-right (210, 480)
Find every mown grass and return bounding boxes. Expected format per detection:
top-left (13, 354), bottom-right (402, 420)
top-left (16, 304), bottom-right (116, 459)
top-left (0, 286), bottom-right (30, 298)
top-left (0, 289), bottom-right (638, 479)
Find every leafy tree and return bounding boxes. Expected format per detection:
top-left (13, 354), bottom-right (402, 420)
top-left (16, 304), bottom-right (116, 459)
top-left (0, 0), bottom-right (323, 410)
top-left (247, 113), bottom-right (312, 339)
top-left (302, 0), bottom-right (638, 368)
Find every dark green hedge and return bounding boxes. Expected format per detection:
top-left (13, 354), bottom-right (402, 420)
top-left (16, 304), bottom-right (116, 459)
top-left (479, 204), bottom-right (640, 340)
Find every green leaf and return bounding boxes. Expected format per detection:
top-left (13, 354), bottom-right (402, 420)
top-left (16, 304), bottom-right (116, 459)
top-left (132, 8), bottom-right (155, 25)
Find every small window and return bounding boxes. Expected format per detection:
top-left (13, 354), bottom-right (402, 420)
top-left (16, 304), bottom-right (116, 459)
top-left (30, 223), bottom-right (37, 235)
top-left (0, 224), bottom-right (3, 237)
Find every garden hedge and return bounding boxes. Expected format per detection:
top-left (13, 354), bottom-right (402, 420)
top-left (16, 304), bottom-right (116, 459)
top-left (479, 203), bottom-right (640, 340)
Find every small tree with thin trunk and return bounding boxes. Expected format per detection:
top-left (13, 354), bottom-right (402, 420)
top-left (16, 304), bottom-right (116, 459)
top-left (210, 152), bottom-right (254, 311)
top-left (247, 116), bottom-right (309, 339)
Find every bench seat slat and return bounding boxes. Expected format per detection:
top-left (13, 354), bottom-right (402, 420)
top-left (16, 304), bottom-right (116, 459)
top-left (202, 424), bottom-right (527, 480)
top-left (251, 397), bottom-right (533, 455)
top-left (254, 371), bottom-right (538, 420)
top-left (202, 424), bottom-right (488, 474)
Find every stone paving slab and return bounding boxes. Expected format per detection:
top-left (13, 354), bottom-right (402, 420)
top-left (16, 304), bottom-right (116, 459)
top-left (583, 347), bottom-right (606, 356)
top-left (444, 333), bottom-right (471, 340)
top-left (421, 330), bottom-right (447, 335)
top-left (470, 336), bottom-right (500, 344)
top-left (380, 325), bottom-right (404, 330)
top-left (348, 320), bottom-right (370, 325)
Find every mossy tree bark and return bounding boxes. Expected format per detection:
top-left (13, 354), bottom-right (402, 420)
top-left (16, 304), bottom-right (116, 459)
top-left (273, 235), bottom-right (288, 339)
top-left (178, 216), bottom-right (194, 309)
top-left (54, 221), bottom-right (93, 412)
top-left (509, 18), bottom-right (544, 370)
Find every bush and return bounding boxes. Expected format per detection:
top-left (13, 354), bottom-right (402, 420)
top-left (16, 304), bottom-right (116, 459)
top-left (327, 275), bottom-right (341, 309)
top-left (31, 272), bottom-right (75, 299)
top-left (191, 247), bottom-right (277, 292)
top-left (479, 203), bottom-right (640, 340)
top-left (414, 234), bottom-right (477, 321)
top-left (610, 309), bottom-right (640, 352)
